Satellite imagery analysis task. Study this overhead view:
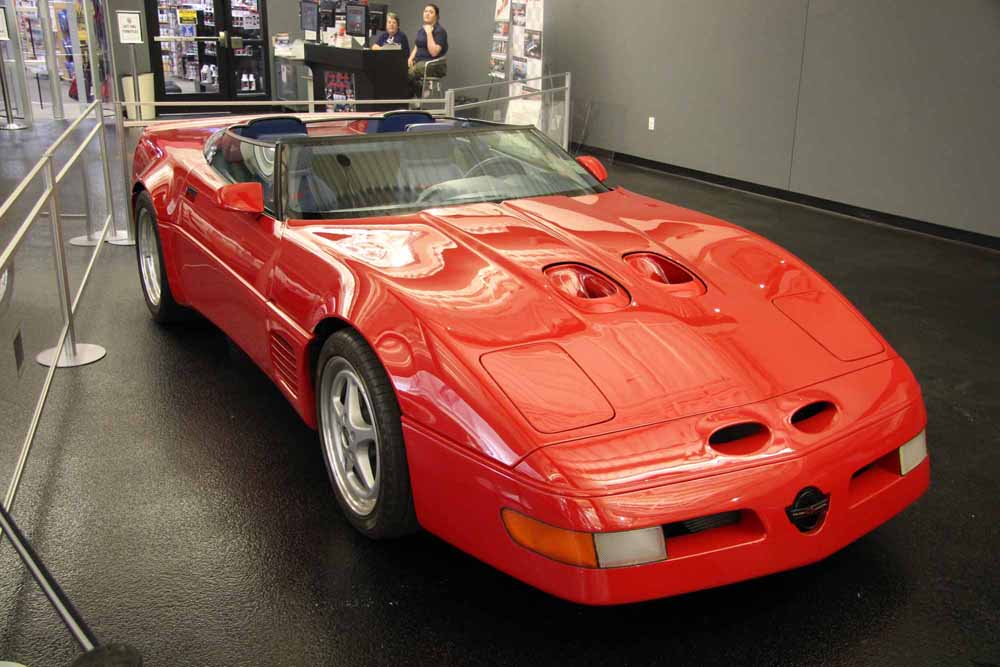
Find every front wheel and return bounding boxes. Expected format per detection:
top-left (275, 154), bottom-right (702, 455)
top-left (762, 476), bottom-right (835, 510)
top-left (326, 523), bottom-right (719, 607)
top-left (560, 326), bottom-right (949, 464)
top-left (316, 329), bottom-right (418, 539)
top-left (134, 191), bottom-right (189, 323)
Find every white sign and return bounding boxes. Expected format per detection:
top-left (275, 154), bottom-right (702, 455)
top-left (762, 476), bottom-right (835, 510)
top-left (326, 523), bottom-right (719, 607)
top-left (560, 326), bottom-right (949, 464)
top-left (117, 11), bottom-right (144, 44)
top-left (0, 7), bottom-right (11, 42)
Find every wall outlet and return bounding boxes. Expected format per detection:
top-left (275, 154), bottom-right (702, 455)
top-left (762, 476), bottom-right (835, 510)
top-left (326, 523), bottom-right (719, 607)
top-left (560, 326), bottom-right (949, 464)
top-left (648, 116), bottom-right (656, 131)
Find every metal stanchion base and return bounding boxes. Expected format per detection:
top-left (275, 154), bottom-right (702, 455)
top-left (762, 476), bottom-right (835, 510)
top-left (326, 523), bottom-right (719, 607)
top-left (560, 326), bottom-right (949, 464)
top-left (69, 234), bottom-right (103, 247)
top-left (0, 120), bottom-right (29, 131)
top-left (105, 229), bottom-right (135, 246)
top-left (36, 343), bottom-right (107, 368)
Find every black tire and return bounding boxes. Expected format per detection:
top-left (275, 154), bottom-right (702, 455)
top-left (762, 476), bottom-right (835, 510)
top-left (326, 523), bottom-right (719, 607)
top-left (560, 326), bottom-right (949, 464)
top-left (315, 329), bottom-right (418, 539)
top-left (134, 191), bottom-right (190, 323)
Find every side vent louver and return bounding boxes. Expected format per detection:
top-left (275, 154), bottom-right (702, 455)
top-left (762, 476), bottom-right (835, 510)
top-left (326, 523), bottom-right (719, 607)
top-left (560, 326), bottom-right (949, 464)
top-left (269, 331), bottom-right (298, 397)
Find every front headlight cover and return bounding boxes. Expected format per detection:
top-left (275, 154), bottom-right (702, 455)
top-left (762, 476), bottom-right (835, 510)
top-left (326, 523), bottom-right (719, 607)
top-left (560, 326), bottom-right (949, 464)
top-left (594, 526), bottom-right (667, 568)
top-left (899, 429), bottom-right (928, 476)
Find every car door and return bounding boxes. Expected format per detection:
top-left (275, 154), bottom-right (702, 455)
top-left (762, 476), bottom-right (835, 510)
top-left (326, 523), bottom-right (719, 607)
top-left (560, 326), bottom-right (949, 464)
top-left (178, 133), bottom-right (281, 370)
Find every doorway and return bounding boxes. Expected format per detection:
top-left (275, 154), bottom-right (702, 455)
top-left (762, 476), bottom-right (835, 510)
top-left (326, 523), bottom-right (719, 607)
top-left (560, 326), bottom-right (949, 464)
top-left (144, 0), bottom-right (270, 110)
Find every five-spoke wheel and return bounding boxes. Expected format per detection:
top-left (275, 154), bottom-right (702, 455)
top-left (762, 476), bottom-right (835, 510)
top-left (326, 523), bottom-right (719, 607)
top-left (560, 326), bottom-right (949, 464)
top-left (315, 329), bottom-right (418, 538)
top-left (320, 359), bottom-right (382, 516)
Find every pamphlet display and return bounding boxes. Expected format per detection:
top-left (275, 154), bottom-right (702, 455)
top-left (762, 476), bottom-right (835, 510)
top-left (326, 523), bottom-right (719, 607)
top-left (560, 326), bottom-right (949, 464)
top-left (324, 70), bottom-right (356, 111)
top-left (508, 0), bottom-right (543, 94)
top-left (489, 0), bottom-right (511, 80)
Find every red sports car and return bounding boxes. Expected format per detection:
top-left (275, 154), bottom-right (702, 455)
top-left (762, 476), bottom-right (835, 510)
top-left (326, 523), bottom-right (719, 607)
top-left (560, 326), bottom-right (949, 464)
top-left (131, 111), bottom-right (929, 605)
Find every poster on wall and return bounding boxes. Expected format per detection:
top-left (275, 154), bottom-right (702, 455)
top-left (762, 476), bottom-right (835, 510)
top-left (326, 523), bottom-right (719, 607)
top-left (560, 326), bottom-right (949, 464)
top-left (489, 0), bottom-right (511, 80)
top-left (508, 0), bottom-right (543, 94)
top-left (0, 7), bottom-right (10, 42)
top-left (324, 71), bottom-right (356, 111)
top-left (505, 0), bottom-right (545, 128)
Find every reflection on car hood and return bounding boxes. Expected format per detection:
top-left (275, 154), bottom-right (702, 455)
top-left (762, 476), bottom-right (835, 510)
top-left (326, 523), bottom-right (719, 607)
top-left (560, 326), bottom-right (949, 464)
top-left (299, 188), bottom-right (892, 456)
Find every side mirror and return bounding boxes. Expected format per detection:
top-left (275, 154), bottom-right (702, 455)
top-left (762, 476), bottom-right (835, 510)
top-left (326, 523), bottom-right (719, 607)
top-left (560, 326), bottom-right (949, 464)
top-left (218, 182), bottom-right (264, 214)
top-left (576, 155), bottom-right (608, 183)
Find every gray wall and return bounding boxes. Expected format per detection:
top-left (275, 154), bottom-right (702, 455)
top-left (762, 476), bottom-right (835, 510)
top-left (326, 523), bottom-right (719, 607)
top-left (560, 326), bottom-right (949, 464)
top-left (391, 0), bottom-right (1000, 238)
top-left (790, 0), bottom-right (1000, 238)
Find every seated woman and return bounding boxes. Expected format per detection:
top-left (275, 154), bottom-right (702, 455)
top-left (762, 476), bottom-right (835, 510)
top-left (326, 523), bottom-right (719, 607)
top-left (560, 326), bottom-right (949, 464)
top-left (371, 12), bottom-right (409, 53)
top-left (407, 4), bottom-right (448, 96)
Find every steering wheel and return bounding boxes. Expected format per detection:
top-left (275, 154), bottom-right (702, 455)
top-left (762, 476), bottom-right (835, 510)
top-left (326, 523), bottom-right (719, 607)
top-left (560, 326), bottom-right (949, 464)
top-left (462, 155), bottom-right (527, 179)
top-left (416, 180), bottom-right (457, 204)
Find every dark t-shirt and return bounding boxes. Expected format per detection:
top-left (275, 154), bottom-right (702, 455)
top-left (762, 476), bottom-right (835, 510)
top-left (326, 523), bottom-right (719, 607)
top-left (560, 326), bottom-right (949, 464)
top-left (413, 24), bottom-right (448, 62)
top-left (374, 30), bottom-right (409, 54)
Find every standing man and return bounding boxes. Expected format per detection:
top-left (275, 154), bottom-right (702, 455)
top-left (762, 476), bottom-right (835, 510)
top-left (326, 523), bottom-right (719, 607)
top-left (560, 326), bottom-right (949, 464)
top-left (408, 4), bottom-right (448, 97)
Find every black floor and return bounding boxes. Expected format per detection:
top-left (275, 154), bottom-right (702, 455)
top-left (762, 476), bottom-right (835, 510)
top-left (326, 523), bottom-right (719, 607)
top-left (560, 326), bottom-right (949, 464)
top-left (1, 123), bottom-right (998, 666)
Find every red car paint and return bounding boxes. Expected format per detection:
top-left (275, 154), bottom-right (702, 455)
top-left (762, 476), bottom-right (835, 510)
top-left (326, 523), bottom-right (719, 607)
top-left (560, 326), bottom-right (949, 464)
top-left (132, 115), bottom-right (929, 604)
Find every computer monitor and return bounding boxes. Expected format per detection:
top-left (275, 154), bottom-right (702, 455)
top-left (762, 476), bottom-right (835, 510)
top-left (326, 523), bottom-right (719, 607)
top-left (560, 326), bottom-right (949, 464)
top-left (300, 1), bottom-right (319, 35)
top-left (368, 3), bottom-right (388, 32)
top-left (345, 3), bottom-right (368, 37)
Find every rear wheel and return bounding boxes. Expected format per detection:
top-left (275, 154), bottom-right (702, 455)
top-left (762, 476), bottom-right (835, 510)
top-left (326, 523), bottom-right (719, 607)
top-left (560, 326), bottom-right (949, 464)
top-left (134, 191), bottom-right (188, 323)
top-left (316, 329), bottom-right (418, 538)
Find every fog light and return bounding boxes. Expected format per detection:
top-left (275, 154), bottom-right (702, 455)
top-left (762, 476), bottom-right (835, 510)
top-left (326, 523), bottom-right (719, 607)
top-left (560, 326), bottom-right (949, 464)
top-left (898, 430), bottom-right (927, 475)
top-left (502, 510), bottom-right (667, 569)
top-left (594, 527), bottom-right (667, 568)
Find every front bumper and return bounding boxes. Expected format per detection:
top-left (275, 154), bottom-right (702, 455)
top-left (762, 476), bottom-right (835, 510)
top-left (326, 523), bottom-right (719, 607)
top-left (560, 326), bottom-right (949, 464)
top-left (403, 362), bottom-right (930, 605)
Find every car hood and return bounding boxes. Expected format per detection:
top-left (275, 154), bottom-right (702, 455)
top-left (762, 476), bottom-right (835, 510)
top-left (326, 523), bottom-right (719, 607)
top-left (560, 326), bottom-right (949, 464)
top-left (296, 188), bottom-right (893, 462)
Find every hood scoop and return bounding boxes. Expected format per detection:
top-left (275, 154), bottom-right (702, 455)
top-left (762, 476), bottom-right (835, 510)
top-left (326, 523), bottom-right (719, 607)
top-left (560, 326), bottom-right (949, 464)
top-left (544, 263), bottom-right (631, 312)
top-left (624, 252), bottom-right (706, 297)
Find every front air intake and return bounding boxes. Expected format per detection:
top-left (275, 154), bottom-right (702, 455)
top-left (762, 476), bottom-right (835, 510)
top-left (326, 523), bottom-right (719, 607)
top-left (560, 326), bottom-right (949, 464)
top-left (790, 400), bottom-right (837, 433)
top-left (708, 422), bottom-right (771, 455)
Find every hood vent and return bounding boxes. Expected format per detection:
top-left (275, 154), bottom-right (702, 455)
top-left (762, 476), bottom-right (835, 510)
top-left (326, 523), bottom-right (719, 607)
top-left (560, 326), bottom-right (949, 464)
top-left (790, 400), bottom-right (837, 433)
top-left (544, 263), bottom-right (631, 312)
top-left (624, 253), bottom-right (706, 296)
top-left (269, 331), bottom-right (299, 397)
top-left (708, 421), bottom-right (771, 456)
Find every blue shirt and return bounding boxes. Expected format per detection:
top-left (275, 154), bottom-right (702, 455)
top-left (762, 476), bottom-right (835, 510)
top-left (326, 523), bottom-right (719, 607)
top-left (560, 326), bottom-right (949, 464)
top-left (374, 29), bottom-right (409, 54)
top-left (413, 24), bottom-right (448, 62)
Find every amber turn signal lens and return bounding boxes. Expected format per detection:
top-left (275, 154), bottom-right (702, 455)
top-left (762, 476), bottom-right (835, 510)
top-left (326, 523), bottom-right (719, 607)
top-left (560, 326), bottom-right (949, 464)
top-left (501, 509), bottom-right (599, 568)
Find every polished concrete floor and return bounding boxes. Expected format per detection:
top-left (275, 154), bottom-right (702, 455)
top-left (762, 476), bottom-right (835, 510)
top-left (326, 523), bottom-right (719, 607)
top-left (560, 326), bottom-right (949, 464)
top-left (0, 122), bottom-right (998, 666)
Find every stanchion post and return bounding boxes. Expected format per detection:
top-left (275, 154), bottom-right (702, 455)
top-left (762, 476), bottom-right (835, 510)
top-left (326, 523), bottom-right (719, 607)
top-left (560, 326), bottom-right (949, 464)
top-left (562, 72), bottom-right (571, 152)
top-left (94, 92), bottom-right (116, 242)
top-left (1, 9), bottom-right (29, 131)
top-left (37, 154), bottom-right (107, 368)
top-left (35, 0), bottom-right (64, 120)
top-left (44, 157), bottom-right (79, 359)
top-left (67, 0), bottom-right (88, 115)
top-left (128, 44), bottom-right (140, 122)
top-left (69, 5), bottom-right (102, 249)
top-left (105, 9), bottom-right (139, 246)
top-left (444, 88), bottom-right (455, 117)
top-left (101, 2), bottom-right (135, 245)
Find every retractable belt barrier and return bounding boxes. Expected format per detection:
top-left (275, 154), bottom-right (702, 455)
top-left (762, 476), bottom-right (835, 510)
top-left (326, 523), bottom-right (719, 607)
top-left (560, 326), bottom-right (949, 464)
top-left (0, 99), bottom-right (142, 666)
top-left (0, 70), bottom-right (572, 663)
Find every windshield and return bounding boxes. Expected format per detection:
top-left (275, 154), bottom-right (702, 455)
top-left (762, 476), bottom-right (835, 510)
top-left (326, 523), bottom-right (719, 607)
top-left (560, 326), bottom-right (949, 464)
top-left (283, 127), bottom-right (607, 219)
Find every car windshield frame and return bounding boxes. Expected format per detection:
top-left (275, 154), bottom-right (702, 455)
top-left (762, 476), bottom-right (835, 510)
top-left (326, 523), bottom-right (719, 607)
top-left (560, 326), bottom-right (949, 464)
top-left (267, 121), bottom-right (609, 221)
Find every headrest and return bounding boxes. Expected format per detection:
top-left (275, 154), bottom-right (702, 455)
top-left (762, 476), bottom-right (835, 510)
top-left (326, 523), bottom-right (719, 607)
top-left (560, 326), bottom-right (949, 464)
top-left (378, 112), bottom-right (435, 134)
top-left (241, 117), bottom-right (308, 140)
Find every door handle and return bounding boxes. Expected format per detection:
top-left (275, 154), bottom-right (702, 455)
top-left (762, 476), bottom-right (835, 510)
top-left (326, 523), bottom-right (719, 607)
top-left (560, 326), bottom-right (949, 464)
top-left (218, 31), bottom-right (228, 47)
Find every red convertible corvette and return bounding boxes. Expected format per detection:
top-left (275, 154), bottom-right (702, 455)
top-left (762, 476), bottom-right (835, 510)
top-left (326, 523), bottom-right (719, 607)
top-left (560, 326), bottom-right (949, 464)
top-left (131, 111), bottom-right (929, 604)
